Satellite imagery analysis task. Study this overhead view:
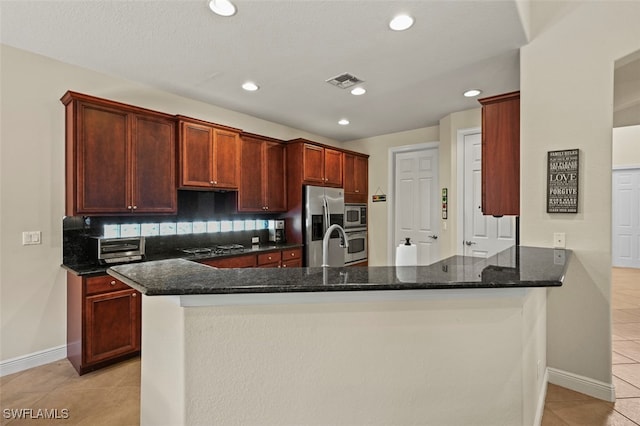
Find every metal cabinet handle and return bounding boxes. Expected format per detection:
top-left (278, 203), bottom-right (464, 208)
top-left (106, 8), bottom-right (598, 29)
top-left (464, 241), bottom-right (477, 246)
top-left (110, 280), bottom-right (116, 286)
top-left (132, 293), bottom-right (136, 297)
top-left (428, 235), bottom-right (438, 240)
top-left (132, 206), bottom-right (137, 210)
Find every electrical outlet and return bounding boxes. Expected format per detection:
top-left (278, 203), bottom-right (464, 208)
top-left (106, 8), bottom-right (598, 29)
top-left (22, 231), bottom-right (42, 245)
top-left (553, 232), bottom-right (565, 248)
top-left (251, 236), bottom-right (259, 245)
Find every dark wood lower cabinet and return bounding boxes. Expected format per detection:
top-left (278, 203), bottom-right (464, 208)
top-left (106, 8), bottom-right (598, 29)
top-left (67, 272), bottom-right (141, 375)
top-left (199, 247), bottom-right (302, 269)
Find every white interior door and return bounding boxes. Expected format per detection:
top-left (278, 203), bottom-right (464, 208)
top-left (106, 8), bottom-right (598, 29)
top-left (463, 133), bottom-right (515, 257)
top-left (613, 169), bottom-right (640, 268)
top-left (394, 147), bottom-right (440, 265)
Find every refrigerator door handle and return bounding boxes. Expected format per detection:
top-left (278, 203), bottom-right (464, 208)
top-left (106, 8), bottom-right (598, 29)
top-left (323, 196), bottom-right (329, 233)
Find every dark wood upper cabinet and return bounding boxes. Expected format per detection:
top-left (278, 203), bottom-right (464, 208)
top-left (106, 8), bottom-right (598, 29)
top-left (478, 91), bottom-right (520, 216)
top-left (344, 152), bottom-right (369, 203)
top-left (263, 141), bottom-right (287, 211)
top-left (323, 147), bottom-right (344, 187)
top-left (291, 141), bottom-right (343, 187)
top-left (238, 133), bottom-right (286, 212)
top-left (131, 114), bottom-right (176, 213)
top-left (178, 116), bottom-right (241, 190)
top-left (61, 91), bottom-right (176, 216)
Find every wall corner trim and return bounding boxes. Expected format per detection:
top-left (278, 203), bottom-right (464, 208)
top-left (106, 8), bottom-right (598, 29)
top-left (547, 367), bottom-right (616, 402)
top-left (0, 345), bottom-right (67, 377)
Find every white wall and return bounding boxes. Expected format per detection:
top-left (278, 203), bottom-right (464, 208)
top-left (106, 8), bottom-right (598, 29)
top-left (344, 127), bottom-right (439, 265)
top-left (520, 0), bottom-right (640, 388)
top-left (344, 108), bottom-right (480, 266)
top-left (142, 289), bottom-right (545, 426)
top-left (613, 125), bottom-right (640, 167)
top-left (0, 45), bottom-right (339, 364)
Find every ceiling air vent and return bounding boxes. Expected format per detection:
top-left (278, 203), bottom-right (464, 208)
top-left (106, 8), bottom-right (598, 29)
top-left (326, 73), bottom-right (364, 89)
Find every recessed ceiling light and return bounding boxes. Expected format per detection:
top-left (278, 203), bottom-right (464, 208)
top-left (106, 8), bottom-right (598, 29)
top-left (463, 89), bottom-right (482, 97)
top-left (351, 87), bottom-right (366, 96)
top-left (208, 0), bottom-right (236, 17)
top-left (338, 119), bottom-right (350, 126)
top-left (389, 14), bottom-right (414, 31)
top-left (242, 82), bottom-right (259, 91)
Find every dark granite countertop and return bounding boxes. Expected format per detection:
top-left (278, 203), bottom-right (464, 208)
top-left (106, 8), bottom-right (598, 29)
top-left (62, 243), bottom-right (303, 276)
top-left (107, 246), bottom-right (569, 296)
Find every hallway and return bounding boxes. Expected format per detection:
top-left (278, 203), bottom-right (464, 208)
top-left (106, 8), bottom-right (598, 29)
top-left (542, 267), bottom-right (640, 425)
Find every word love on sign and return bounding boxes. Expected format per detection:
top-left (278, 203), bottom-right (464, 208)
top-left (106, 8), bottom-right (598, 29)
top-left (547, 149), bottom-right (579, 213)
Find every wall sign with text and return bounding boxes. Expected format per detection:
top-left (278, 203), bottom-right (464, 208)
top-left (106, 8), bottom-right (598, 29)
top-left (547, 149), bottom-right (579, 213)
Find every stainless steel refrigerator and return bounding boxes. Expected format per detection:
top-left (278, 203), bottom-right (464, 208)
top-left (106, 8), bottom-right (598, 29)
top-left (304, 185), bottom-right (346, 267)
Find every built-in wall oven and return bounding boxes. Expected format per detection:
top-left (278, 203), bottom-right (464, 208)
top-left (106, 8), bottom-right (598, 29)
top-left (344, 203), bottom-right (367, 229)
top-left (345, 228), bottom-right (367, 265)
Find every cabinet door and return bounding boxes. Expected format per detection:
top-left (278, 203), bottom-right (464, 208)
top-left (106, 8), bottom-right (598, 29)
top-left (354, 155), bottom-right (368, 194)
top-left (345, 154), bottom-right (368, 203)
top-left (281, 259), bottom-right (302, 268)
top-left (238, 137), bottom-right (265, 212)
top-left (180, 121), bottom-right (213, 188)
top-left (302, 144), bottom-right (326, 184)
top-left (264, 142), bottom-right (287, 211)
top-left (76, 102), bottom-right (130, 214)
top-left (213, 129), bottom-right (240, 189)
top-left (324, 148), bottom-right (343, 187)
top-left (480, 92), bottom-right (520, 216)
top-left (131, 114), bottom-right (177, 213)
top-left (84, 289), bottom-right (140, 365)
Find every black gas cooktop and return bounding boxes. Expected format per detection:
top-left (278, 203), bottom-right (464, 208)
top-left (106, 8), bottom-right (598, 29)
top-left (179, 244), bottom-right (245, 257)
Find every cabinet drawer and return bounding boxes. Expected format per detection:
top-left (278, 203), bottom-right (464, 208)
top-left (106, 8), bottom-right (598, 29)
top-left (201, 255), bottom-right (257, 268)
top-left (282, 248), bottom-right (302, 261)
top-left (258, 251), bottom-right (282, 266)
top-left (85, 275), bottom-right (130, 296)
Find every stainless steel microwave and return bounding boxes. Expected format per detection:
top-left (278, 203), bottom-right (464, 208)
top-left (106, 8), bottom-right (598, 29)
top-left (90, 236), bottom-right (145, 264)
top-left (344, 203), bottom-right (367, 229)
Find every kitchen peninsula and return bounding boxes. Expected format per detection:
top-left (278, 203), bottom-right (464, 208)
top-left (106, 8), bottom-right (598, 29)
top-left (109, 246), bottom-right (567, 426)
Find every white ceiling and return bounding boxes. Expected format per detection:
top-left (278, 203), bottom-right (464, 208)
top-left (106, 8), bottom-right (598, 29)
top-left (0, 0), bottom-right (529, 141)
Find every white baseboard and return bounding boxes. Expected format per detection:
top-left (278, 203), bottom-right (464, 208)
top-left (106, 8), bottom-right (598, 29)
top-left (548, 367), bottom-right (616, 402)
top-left (0, 345), bottom-right (67, 377)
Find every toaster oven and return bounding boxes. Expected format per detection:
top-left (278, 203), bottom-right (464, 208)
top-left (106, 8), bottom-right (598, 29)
top-left (90, 236), bottom-right (145, 264)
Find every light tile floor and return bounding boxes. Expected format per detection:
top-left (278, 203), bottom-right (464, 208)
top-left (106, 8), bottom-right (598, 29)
top-left (542, 267), bottom-right (640, 425)
top-left (1, 268), bottom-right (639, 425)
top-left (0, 357), bottom-right (140, 425)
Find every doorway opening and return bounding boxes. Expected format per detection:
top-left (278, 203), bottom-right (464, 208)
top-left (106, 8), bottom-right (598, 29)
top-left (456, 128), bottom-right (516, 258)
top-left (388, 143), bottom-right (440, 265)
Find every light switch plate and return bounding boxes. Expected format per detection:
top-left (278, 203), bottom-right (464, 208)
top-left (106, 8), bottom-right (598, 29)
top-left (553, 232), bottom-right (566, 248)
top-left (22, 231), bottom-right (42, 245)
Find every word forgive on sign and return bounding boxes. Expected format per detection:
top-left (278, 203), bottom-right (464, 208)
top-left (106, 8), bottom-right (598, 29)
top-left (547, 149), bottom-right (579, 213)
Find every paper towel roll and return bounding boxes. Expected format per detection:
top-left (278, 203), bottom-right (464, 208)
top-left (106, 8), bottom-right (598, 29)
top-left (395, 242), bottom-right (417, 266)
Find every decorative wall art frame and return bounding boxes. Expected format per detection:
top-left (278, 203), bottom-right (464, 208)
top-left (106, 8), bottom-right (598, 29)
top-left (547, 149), bottom-right (579, 213)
